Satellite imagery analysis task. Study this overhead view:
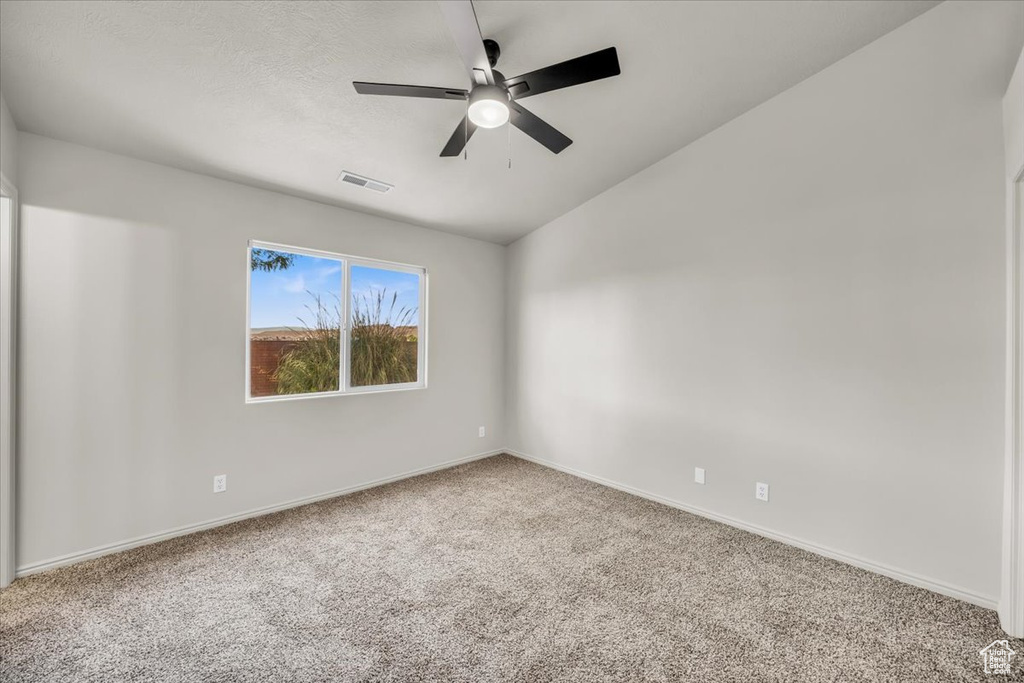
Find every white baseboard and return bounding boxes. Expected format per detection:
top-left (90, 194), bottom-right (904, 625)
top-left (16, 446), bottom-right (1000, 613)
top-left (15, 449), bottom-right (504, 579)
top-left (508, 449), bottom-right (999, 611)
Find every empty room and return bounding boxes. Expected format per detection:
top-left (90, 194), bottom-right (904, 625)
top-left (1, 0), bottom-right (1023, 680)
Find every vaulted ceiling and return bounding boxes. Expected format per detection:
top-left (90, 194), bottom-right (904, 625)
top-left (0, 1), bottom-right (938, 243)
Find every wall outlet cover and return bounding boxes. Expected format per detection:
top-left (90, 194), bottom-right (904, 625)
top-left (213, 474), bottom-right (227, 493)
top-left (756, 482), bottom-right (769, 502)
top-left (478, 426), bottom-right (486, 438)
top-left (694, 467), bottom-right (705, 484)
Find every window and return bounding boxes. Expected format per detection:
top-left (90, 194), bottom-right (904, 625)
top-left (247, 241), bottom-right (426, 401)
top-left (349, 264), bottom-right (421, 387)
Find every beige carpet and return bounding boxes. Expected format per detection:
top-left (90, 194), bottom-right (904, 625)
top-left (0, 454), bottom-right (1019, 682)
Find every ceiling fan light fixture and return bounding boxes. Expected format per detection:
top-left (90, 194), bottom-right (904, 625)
top-left (467, 85), bottom-right (510, 128)
top-left (353, 1), bottom-right (620, 156)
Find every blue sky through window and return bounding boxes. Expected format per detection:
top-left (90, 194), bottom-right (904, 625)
top-left (250, 250), bottom-right (419, 329)
top-left (250, 252), bottom-right (341, 329)
top-left (351, 265), bottom-right (420, 327)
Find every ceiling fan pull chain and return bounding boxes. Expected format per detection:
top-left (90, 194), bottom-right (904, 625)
top-left (507, 117), bottom-right (512, 169)
top-left (464, 101), bottom-right (469, 160)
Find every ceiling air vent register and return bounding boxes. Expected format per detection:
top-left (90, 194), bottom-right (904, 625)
top-left (338, 171), bottom-right (393, 194)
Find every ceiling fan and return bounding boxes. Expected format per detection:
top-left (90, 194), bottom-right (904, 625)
top-left (353, 0), bottom-right (621, 157)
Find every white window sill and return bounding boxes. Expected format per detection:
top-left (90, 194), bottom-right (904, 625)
top-left (246, 383), bottom-right (426, 404)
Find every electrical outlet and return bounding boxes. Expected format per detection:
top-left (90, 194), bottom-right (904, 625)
top-left (213, 474), bottom-right (227, 493)
top-left (694, 467), bottom-right (705, 485)
top-left (755, 482), bottom-right (769, 502)
top-left (478, 426), bottom-right (486, 438)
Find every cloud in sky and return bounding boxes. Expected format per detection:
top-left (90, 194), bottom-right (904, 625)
top-left (281, 274), bottom-right (307, 294)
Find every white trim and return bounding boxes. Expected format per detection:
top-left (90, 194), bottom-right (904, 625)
top-left (1002, 163), bottom-right (1024, 637)
top-left (245, 240), bottom-right (427, 402)
top-left (0, 174), bottom-right (17, 589)
top-left (14, 445), bottom-right (1000, 611)
top-left (343, 249), bottom-right (351, 393)
top-left (251, 239), bottom-right (426, 273)
top-left (15, 449), bottom-right (504, 578)
top-left (245, 383), bottom-right (427, 404)
top-left (508, 449), bottom-right (999, 611)
top-left (345, 257), bottom-right (427, 394)
top-left (245, 243), bottom-right (253, 401)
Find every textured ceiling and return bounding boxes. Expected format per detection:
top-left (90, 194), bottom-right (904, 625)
top-left (0, 0), bottom-right (939, 243)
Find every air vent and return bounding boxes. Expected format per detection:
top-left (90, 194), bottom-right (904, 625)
top-left (338, 171), bottom-right (393, 194)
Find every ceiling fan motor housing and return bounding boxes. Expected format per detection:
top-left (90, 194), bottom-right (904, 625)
top-left (483, 39), bottom-right (500, 67)
top-left (469, 84), bottom-right (509, 103)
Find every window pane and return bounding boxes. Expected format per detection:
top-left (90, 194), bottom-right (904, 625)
top-left (349, 265), bottom-right (421, 387)
top-left (249, 248), bottom-right (342, 397)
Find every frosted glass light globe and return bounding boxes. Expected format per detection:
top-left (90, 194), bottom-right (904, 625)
top-left (468, 85), bottom-right (510, 128)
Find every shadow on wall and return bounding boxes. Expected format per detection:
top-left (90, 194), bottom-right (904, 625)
top-left (18, 204), bottom-right (183, 539)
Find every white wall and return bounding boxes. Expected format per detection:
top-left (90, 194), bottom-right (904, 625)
top-left (1001, 46), bottom-right (1024, 636)
top-left (506, 0), bottom-right (1023, 606)
top-left (0, 92), bottom-right (17, 185)
top-left (0, 91), bottom-right (18, 587)
top-left (16, 133), bottom-right (505, 570)
top-left (1006, 49), bottom-right (1024, 179)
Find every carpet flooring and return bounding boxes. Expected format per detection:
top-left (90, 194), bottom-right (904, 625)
top-left (0, 454), bottom-right (1020, 682)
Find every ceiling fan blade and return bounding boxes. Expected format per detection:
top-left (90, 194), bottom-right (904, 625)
top-left (440, 116), bottom-right (477, 157)
top-left (503, 47), bottom-right (620, 100)
top-left (437, 0), bottom-right (495, 86)
top-left (509, 102), bottom-right (572, 154)
top-left (353, 82), bottom-right (469, 100)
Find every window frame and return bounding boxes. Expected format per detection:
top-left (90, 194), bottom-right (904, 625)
top-left (245, 240), bottom-right (428, 403)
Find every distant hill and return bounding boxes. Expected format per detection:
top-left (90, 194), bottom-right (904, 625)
top-left (251, 326), bottom-right (416, 341)
top-left (250, 327), bottom-right (316, 341)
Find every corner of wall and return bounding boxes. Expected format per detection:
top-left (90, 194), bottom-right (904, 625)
top-left (1000, 45), bottom-right (1024, 640)
top-left (0, 92), bottom-right (18, 187)
top-left (1004, 49), bottom-right (1024, 179)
